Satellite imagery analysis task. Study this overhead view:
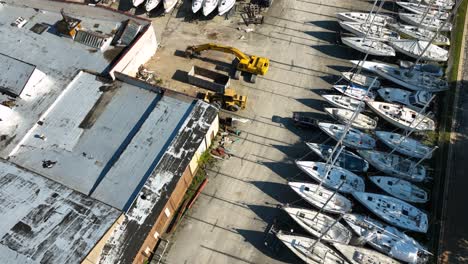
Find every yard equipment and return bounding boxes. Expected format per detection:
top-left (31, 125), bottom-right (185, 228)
top-left (185, 43), bottom-right (269, 83)
top-left (200, 88), bottom-right (247, 112)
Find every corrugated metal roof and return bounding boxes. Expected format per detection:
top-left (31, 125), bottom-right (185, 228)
top-left (0, 53), bottom-right (36, 97)
top-left (0, 159), bottom-right (121, 264)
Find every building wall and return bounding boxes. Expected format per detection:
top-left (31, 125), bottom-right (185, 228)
top-left (109, 24), bottom-right (158, 79)
top-left (82, 214), bottom-right (126, 264)
top-left (132, 114), bottom-right (219, 264)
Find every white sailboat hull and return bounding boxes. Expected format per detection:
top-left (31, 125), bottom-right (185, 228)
top-left (375, 130), bottom-right (432, 159)
top-left (339, 22), bottom-right (400, 41)
top-left (145, 0), bottom-right (161, 11)
top-left (399, 13), bottom-right (452, 32)
top-left (332, 242), bottom-right (400, 264)
top-left (377, 87), bottom-right (431, 112)
top-left (203, 0), bottom-right (219, 16)
top-left (296, 161), bottom-right (365, 193)
top-left (333, 84), bottom-right (376, 101)
top-left (321, 94), bottom-right (364, 111)
top-left (342, 37), bottom-right (396, 57)
top-left (288, 182), bottom-right (353, 214)
top-left (192, 0), bottom-right (204, 13)
top-left (218, 0), bottom-right (235, 15)
top-left (370, 176), bottom-right (429, 203)
top-left (325, 107), bottom-right (377, 130)
top-left (367, 101), bottom-right (435, 131)
top-left (133, 0), bottom-right (146, 7)
top-left (389, 40), bottom-right (448, 62)
top-left (388, 23), bottom-right (450, 46)
top-left (352, 192), bottom-right (428, 233)
top-left (283, 206), bottom-right (353, 244)
top-left (164, 0), bottom-right (178, 13)
top-left (336, 12), bottom-right (395, 26)
top-left (318, 122), bottom-right (376, 150)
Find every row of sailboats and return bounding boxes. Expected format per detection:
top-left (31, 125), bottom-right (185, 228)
top-left (275, 0), bottom-right (458, 262)
top-left (133, 0), bottom-right (235, 15)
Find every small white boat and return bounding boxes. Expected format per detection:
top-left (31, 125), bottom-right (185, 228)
top-left (325, 107), bottom-right (377, 130)
top-left (306, 142), bottom-right (369, 172)
top-left (396, 2), bottom-right (450, 19)
top-left (352, 192), bottom-right (428, 233)
top-left (367, 101), bottom-right (435, 131)
top-left (336, 12), bottom-right (396, 26)
top-left (218, 0), bottom-right (235, 15)
top-left (370, 176), bottom-right (429, 203)
top-left (322, 94), bottom-right (364, 111)
top-left (339, 22), bottom-right (400, 41)
top-left (377, 87), bottom-right (432, 112)
top-left (357, 150), bottom-right (427, 182)
top-left (333, 84), bottom-right (376, 101)
top-left (342, 37), bottom-right (396, 57)
top-left (145, 0), bottom-right (161, 11)
top-left (203, 0), bottom-right (219, 16)
top-left (133, 0), bottom-right (146, 7)
top-left (276, 232), bottom-right (348, 264)
top-left (318, 122), bottom-right (376, 150)
top-left (283, 206), bottom-right (353, 244)
top-left (288, 182), bottom-right (353, 214)
top-left (192, 0), bottom-right (204, 13)
top-left (373, 64), bottom-right (448, 92)
top-left (389, 40), bottom-right (448, 62)
top-left (341, 72), bottom-right (380, 88)
top-left (388, 23), bottom-right (450, 46)
top-left (399, 13), bottom-right (452, 32)
top-left (375, 130), bottom-right (433, 159)
top-left (164, 0), bottom-right (178, 12)
top-left (296, 161), bottom-right (365, 193)
top-left (332, 242), bottom-right (400, 264)
top-left (344, 213), bottom-right (429, 263)
top-left (350, 60), bottom-right (444, 77)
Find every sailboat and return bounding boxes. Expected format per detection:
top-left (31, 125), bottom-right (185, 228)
top-left (339, 22), bottom-right (400, 41)
top-left (396, 2), bottom-right (450, 19)
top-left (372, 64), bottom-right (448, 92)
top-left (296, 161), bottom-right (365, 193)
top-left (389, 40), bottom-right (448, 62)
top-left (332, 243), bottom-right (400, 264)
top-left (352, 192), bottom-right (428, 233)
top-left (318, 122), bottom-right (376, 150)
top-left (399, 13), bottom-right (452, 32)
top-left (325, 108), bottom-right (377, 130)
top-left (164, 0), bottom-right (178, 13)
top-left (349, 60), bottom-right (444, 77)
top-left (192, 0), bottom-right (204, 13)
top-left (322, 94), bottom-right (364, 111)
top-left (370, 176), bottom-right (429, 203)
top-left (388, 23), bottom-right (450, 46)
top-left (288, 182), bottom-right (353, 214)
top-left (342, 37), bottom-right (396, 57)
top-left (333, 84), bottom-right (376, 101)
top-left (203, 0), bottom-right (219, 16)
top-left (377, 87), bottom-right (432, 112)
top-left (357, 150), bottom-right (427, 182)
top-left (306, 142), bottom-right (369, 172)
top-left (145, 0), bottom-right (161, 11)
top-left (375, 131), bottom-right (433, 159)
top-left (283, 206), bottom-right (353, 244)
top-left (276, 232), bottom-right (348, 264)
top-left (341, 72), bottom-right (380, 88)
top-left (133, 0), bottom-right (146, 7)
top-left (366, 101), bottom-right (435, 131)
top-left (343, 213), bottom-right (429, 263)
top-left (336, 12), bottom-right (396, 26)
top-left (218, 0), bottom-right (235, 15)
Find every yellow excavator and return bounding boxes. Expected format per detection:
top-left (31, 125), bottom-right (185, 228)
top-left (185, 43), bottom-right (269, 83)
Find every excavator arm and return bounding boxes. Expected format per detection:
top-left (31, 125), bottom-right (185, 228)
top-left (185, 43), bottom-right (251, 62)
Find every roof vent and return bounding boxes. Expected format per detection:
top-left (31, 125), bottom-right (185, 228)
top-left (11, 17), bottom-right (28, 28)
top-left (74, 30), bottom-right (112, 50)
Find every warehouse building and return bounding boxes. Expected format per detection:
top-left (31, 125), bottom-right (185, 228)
top-left (0, 1), bottom-right (219, 263)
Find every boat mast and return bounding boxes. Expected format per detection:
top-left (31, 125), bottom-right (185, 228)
top-left (311, 181), bottom-right (345, 222)
top-left (308, 214), bottom-right (345, 250)
top-left (320, 78), bottom-right (377, 188)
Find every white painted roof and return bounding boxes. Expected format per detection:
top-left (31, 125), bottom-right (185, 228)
top-left (0, 54), bottom-right (36, 96)
top-left (0, 159), bottom-right (121, 264)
